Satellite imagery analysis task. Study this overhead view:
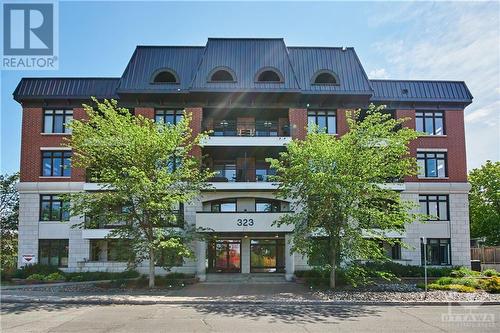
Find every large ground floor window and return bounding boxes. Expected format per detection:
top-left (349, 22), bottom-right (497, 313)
top-left (421, 238), bottom-right (451, 265)
top-left (250, 239), bottom-right (285, 273)
top-left (38, 239), bottom-right (69, 267)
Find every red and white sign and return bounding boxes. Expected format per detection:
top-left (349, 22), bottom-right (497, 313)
top-left (21, 254), bottom-right (36, 265)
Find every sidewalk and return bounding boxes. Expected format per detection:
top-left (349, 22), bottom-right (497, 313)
top-left (2, 281), bottom-right (500, 306)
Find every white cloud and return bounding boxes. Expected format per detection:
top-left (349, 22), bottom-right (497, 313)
top-left (368, 68), bottom-right (388, 79)
top-left (371, 1), bottom-right (500, 169)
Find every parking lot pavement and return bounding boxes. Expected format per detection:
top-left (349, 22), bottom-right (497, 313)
top-left (1, 303), bottom-right (499, 333)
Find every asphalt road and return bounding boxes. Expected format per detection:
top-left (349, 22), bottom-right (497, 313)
top-left (1, 303), bottom-right (499, 333)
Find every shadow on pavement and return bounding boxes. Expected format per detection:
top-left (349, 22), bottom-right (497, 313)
top-left (183, 303), bottom-right (382, 324)
top-left (0, 302), bottom-right (106, 315)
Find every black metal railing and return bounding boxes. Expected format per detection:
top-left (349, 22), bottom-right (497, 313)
top-left (204, 120), bottom-right (290, 137)
top-left (209, 167), bottom-right (276, 182)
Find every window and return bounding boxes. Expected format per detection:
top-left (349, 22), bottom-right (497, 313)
top-left (90, 239), bottom-right (133, 262)
top-left (152, 70), bottom-right (179, 84)
top-left (308, 110), bottom-right (337, 134)
top-left (256, 69), bottom-right (283, 83)
top-left (43, 109), bottom-right (73, 134)
top-left (312, 70), bottom-right (338, 85)
top-left (419, 195), bottom-right (449, 221)
top-left (40, 195), bottom-right (70, 221)
top-left (155, 109), bottom-right (183, 124)
top-left (421, 238), bottom-right (451, 265)
top-left (209, 68), bottom-right (236, 82)
top-left (38, 239), bottom-right (68, 267)
top-left (416, 111), bottom-right (445, 135)
top-left (417, 152), bottom-right (447, 178)
top-left (42, 151), bottom-right (72, 177)
top-left (378, 240), bottom-right (401, 260)
top-left (255, 199), bottom-right (281, 212)
top-left (211, 199), bottom-right (237, 212)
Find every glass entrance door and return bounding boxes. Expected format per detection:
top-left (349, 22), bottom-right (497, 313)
top-left (250, 239), bottom-right (285, 273)
top-left (208, 239), bottom-right (241, 273)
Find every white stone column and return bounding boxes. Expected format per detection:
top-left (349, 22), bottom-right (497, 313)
top-left (449, 193), bottom-right (471, 267)
top-left (196, 240), bottom-right (207, 281)
top-left (17, 193), bottom-right (40, 267)
top-left (241, 237), bottom-right (250, 274)
top-left (285, 233), bottom-right (295, 281)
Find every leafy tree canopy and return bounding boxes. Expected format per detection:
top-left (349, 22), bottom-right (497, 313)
top-left (469, 160), bottom-right (500, 245)
top-left (66, 99), bottom-right (212, 287)
top-left (268, 104), bottom-right (421, 288)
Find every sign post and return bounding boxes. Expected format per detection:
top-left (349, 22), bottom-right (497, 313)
top-left (422, 237), bottom-right (428, 299)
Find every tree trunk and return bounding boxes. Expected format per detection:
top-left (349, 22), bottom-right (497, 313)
top-left (330, 245), bottom-right (336, 289)
top-left (149, 247), bottom-right (155, 288)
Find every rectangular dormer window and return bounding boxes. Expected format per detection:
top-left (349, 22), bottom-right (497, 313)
top-left (308, 110), bottom-right (337, 134)
top-left (43, 109), bottom-right (73, 134)
top-left (416, 111), bottom-right (445, 135)
top-left (42, 151), bottom-right (72, 177)
top-left (155, 109), bottom-right (183, 125)
top-left (417, 151), bottom-right (447, 178)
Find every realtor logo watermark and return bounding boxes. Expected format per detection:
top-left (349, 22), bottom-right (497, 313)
top-left (2, 1), bottom-right (58, 70)
top-left (442, 299), bottom-right (496, 328)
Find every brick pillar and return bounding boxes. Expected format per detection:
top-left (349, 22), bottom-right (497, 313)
top-left (20, 107), bottom-right (43, 182)
top-left (185, 107), bottom-right (203, 159)
top-left (135, 107), bottom-right (154, 119)
top-left (396, 109), bottom-right (417, 182)
top-left (337, 109), bottom-right (350, 136)
top-left (289, 108), bottom-right (307, 140)
top-left (72, 108), bottom-right (87, 182)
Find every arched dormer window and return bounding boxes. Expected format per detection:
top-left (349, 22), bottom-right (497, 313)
top-left (255, 67), bottom-right (283, 83)
top-left (151, 69), bottom-right (179, 84)
top-left (312, 70), bottom-right (339, 85)
top-left (208, 67), bottom-right (237, 83)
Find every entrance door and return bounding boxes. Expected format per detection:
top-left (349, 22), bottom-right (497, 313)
top-left (250, 239), bottom-right (285, 273)
top-left (208, 239), bottom-right (241, 273)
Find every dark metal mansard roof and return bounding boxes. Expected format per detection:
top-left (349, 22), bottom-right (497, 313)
top-left (13, 38), bottom-right (473, 105)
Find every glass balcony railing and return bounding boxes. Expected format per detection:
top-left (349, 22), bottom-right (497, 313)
top-left (204, 120), bottom-right (290, 137)
top-left (209, 167), bottom-right (276, 182)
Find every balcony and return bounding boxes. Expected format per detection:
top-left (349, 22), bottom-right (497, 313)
top-left (209, 167), bottom-right (276, 183)
top-left (196, 212), bottom-right (294, 233)
top-left (202, 119), bottom-right (291, 146)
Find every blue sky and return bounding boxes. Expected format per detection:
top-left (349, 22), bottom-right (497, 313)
top-left (1, 1), bottom-right (499, 174)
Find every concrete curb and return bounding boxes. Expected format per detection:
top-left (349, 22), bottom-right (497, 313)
top-left (2, 296), bottom-right (500, 307)
top-left (1, 278), bottom-right (140, 290)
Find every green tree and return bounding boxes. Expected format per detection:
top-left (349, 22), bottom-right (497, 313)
top-left (66, 99), bottom-right (212, 287)
top-left (0, 172), bottom-right (19, 271)
top-left (469, 160), bottom-right (500, 245)
top-left (268, 104), bottom-right (420, 288)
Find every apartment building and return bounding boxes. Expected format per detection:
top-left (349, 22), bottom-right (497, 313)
top-left (14, 38), bottom-right (473, 280)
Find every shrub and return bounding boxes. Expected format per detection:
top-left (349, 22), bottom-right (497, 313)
top-left (428, 283), bottom-right (476, 293)
top-left (450, 267), bottom-right (480, 278)
top-left (14, 264), bottom-right (63, 279)
top-left (483, 269), bottom-right (499, 277)
top-left (64, 270), bottom-right (139, 282)
top-left (435, 277), bottom-right (454, 285)
top-left (26, 273), bottom-right (46, 281)
top-left (363, 261), bottom-right (454, 278)
top-left (69, 275), bottom-right (85, 282)
top-left (44, 272), bottom-right (65, 281)
top-left (481, 277), bottom-right (500, 294)
top-left (164, 272), bottom-right (190, 280)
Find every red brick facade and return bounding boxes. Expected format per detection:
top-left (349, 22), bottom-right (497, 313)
top-left (395, 109), bottom-right (467, 182)
top-left (20, 105), bottom-right (467, 184)
top-left (288, 108), bottom-right (307, 140)
top-left (185, 107), bottom-right (203, 159)
top-left (20, 107), bottom-right (85, 182)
